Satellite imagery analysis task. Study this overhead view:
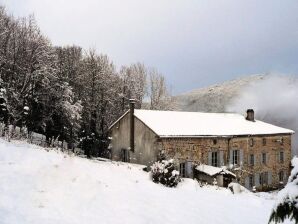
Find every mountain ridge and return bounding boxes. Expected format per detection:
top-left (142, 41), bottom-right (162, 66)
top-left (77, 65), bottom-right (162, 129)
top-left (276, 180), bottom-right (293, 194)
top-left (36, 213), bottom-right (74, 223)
top-left (175, 74), bottom-right (266, 112)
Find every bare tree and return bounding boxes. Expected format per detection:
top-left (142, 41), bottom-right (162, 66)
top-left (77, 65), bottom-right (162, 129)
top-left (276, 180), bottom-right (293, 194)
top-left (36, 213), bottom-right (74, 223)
top-left (119, 63), bottom-right (147, 110)
top-left (147, 69), bottom-right (176, 110)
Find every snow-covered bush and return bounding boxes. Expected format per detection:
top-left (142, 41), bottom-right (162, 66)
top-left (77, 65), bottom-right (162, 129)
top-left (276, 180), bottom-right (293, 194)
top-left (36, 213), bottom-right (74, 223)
top-left (269, 157), bottom-right (298, 223)
top-left (151, 159), bottom-right (181, 187)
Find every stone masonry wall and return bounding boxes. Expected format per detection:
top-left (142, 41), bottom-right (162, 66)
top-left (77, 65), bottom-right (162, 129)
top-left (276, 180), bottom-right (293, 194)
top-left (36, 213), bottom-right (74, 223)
top-left (159, 134), bottom-right (292, 190)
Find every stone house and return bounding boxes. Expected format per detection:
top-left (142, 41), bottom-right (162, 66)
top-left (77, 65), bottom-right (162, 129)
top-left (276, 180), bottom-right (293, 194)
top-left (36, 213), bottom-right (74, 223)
top-left (108, 101), bottom-right (294, 191)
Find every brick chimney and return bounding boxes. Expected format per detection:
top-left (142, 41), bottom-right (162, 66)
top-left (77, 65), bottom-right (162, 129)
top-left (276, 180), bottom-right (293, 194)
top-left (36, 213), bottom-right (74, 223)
top-left (129, 99), bottom-right (135, 152)
top-left (246, 109), bottom-right (255, 122)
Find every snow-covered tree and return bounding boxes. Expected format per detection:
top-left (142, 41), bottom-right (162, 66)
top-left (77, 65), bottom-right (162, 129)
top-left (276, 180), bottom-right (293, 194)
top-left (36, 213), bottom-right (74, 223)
top-left (0, 9), bottom-right (82, 146)
top-left (0, 79), bottom-right (8, 125)
top-left (269, 157), bottom-right (298, 223)
top-left (54, 46), bottom-right (84, 148)
top-left (0, 6), bottom-right (175, 155)
top-left (79, 50), bottom-right (122, 156)
top-left (55, 45), bottom-right (83, 100)
top-left (59, 84), bottom-right (82, 149)
top-left (0, 12), bottom-right (57, 132)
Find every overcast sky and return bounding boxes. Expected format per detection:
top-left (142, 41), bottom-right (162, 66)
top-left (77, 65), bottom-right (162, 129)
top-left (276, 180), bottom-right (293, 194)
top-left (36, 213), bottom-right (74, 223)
top-left (1, 0), bottom-right (298, 94)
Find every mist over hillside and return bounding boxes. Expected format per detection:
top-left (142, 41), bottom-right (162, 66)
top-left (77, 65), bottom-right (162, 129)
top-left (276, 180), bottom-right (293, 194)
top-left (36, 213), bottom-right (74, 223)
top-left (175, 74), bottom-right (265, 112)
top-left (176, 74), bottom-right (298, 155)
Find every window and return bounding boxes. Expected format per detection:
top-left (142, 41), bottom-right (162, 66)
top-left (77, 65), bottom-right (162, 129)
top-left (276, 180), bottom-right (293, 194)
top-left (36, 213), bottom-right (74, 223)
top-left (249, 138), bottom-right (254, 147)
top-left (262, 138), bottom-right (266, 146)
top-left (232, 150), bottom-right (239, 165)
top-left (279, 151), bottom-right (284, 163)
top-left (260, 172), bottom-right (268, 185)
top-left (249, 154), bottom-right (255, 166)
top-left (213, 139), bottom-right (217, 145)
top-left (279, 170), bottom-right (284, 183)
top-left (212, 151), bottom-right (218, 167)
top-left (249, 175), bottom-right (254, 188)
top-left (180, 163), bottom-right (186, 177)
top-left (262, 153), bottom-right (267, 164)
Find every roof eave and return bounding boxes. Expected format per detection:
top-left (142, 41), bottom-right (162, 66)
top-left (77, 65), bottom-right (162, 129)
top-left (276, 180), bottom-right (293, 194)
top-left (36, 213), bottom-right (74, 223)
top-left (158, 132), bottom-right (294, 138)
top-left (108, 110), bottom-right (130, 131)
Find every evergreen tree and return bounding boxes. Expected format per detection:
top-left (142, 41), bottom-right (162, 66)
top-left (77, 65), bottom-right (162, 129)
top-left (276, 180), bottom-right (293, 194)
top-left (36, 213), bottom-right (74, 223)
top-left (269, 158), bottom-right (298, 223)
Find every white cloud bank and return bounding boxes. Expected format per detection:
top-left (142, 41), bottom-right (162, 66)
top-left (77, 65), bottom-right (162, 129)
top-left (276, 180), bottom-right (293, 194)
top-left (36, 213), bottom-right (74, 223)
top-left (227, 75), bottom-right (298, 155)
top-left (2, 0), bottom-right (298, 93)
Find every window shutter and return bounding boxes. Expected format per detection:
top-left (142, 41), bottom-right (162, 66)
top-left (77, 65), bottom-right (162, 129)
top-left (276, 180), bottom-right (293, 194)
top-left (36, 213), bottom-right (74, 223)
top-left (283, 171), bottom-right (288, 183)
top-left (240, 149), bottom-right (244, 166)
top-left (268, 171), bottom-right (272, 185)
top-left (229, 150), bottom-right (233, 167)
top-left (208, 152), bottom-right (212, 165)
top-left (254, 173), bottom-right (260, 187)
top-left (219, 151), bottom-right (224, 166)
top-left (254, 154), bottom-right (257, 166)
top-left (266, 153), bottom-right (269, 164)
top-left (245, 176), bottom-right (250, 189)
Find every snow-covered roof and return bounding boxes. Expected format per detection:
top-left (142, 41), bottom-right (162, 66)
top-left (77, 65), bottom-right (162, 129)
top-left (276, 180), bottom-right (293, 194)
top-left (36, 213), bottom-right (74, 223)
top-left (133, 109), bottom-right (294, 137)
top-left (196, 164), bottom-right (236, 177)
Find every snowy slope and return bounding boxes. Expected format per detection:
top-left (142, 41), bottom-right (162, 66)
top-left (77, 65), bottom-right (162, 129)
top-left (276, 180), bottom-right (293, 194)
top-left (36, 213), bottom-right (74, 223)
top-left (0, 139), bottom-right (293, 224)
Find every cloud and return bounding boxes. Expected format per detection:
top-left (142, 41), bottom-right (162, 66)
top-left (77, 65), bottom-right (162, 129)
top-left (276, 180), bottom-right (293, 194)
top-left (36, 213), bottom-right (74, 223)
top-left (227, 75), bottom-right (298, 155)
top-left (1, 0), bottom-right (298, 93)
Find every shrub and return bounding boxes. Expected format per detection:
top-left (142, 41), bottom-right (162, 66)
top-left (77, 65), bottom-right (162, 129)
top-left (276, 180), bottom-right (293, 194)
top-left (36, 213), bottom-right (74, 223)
top-left (151, 159), bottom-right (181, 187)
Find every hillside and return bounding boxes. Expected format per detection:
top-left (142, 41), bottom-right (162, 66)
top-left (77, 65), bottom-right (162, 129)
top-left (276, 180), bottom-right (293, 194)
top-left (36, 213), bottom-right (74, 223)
top-left (175, 74), bottom-right (265, 112)
top-left (175, 74), bottom-right (298, 155)
top-left (0, 139), bottom-right (292, 224)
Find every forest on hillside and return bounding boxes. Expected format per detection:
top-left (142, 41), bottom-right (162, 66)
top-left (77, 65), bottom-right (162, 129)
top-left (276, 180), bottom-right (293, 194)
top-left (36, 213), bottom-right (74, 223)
top-left (0, 6), bottom-right (175, 157)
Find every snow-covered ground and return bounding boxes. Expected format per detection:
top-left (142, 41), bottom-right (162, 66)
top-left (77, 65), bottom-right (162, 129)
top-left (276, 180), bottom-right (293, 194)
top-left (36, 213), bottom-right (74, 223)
top-left (0, 139), bottom-right (293, 224)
